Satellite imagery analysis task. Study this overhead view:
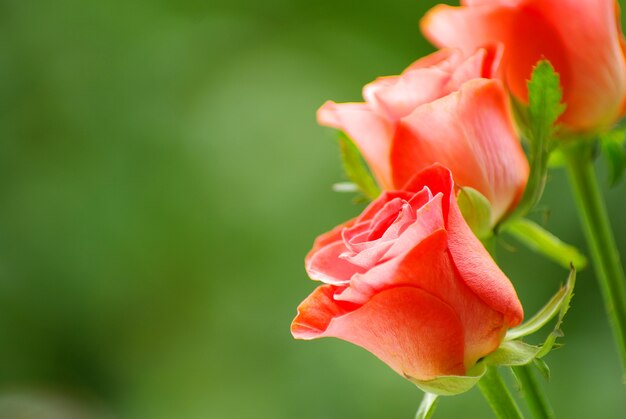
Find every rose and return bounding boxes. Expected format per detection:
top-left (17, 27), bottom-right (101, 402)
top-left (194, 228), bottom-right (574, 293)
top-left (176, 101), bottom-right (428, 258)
top-left (421, 0), bottom-right (626, 132)
top-left (318, 47), bottom-right (528, 225)
top-left (291, 165), bottom-right (523, 381)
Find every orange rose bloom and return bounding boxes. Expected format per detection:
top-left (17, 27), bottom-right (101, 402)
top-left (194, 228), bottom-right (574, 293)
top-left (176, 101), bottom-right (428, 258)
top-left (318, 47), bottom-right (528, 224)
top-left (422, 0), bottom-right (626, 132)
top-left (292, 166), bottom-right (523, 381)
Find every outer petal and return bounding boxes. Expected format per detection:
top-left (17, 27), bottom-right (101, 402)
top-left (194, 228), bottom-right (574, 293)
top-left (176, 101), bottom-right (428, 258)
top-left (403, 165), bottom-right (524, 328)
top-left (292, 285), bottom-right (466, 380)
top-left (520, 0), bottom-right (626, 129)
top-left (291, 285), bottom-right (358, 339)
top-left (447, 191), bottom-right (524, 328)
top-left (391, 79), bottom-right (529, 223)
top-left (390, 79), bottom-right (528, 224)
top-left (363, 68), bottom-right (452, 121)
top-left (317, 101), bottom-right (394, 188)
top-left (363, 47), bottom-right (502, 122)
top-left (397, 166), bottom-right (518, 363)
top-left (404, 48), bottom-right (464, 72)
top-left (421, 4), bottom-right (514, 59)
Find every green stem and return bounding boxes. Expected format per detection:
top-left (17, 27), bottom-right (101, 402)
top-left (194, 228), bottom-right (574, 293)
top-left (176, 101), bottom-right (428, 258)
top-left (478, 367), bottom-right (524, 419)
top-left (564, 141), bottom-right (626, 379)
top-left (513, 366), bottom-right (555, 419)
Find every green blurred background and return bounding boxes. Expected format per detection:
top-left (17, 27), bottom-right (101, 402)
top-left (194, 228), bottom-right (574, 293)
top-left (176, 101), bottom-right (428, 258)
top-left (1, 0), bottom-right (625, 418)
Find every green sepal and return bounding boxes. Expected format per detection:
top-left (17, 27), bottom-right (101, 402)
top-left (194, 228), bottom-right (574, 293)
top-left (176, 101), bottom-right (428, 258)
top-left (533, 358), bottom-right (551, 381)
top-left (507, 60), bottom-right (566, 221)
top-left (502, 218), bottom-right (587, 270)
top-left (409, 363), bottom-right (486, 396)
top-left (457, 187), bottom-right (493, 240)
top-left (479, 268), bottom-right (575, 373)
top-left (506, 266), bottom-right (576, 341)
top-left (510, 95), bottom-right (531, 144)
top-left (527, 60), bottom-right (566, 141)
top-left (415, 393), bottom-right (439, 419)
top-left (410, 267), bottom-right (575, 396)
top-left (599, 128), bottom-right (626, 187)
top-left (484, 340), bottom-right (542, 367)
top-left (536, 267), bottom-right (576, 358)
top-left (337, 132), bottom-right (381, 201)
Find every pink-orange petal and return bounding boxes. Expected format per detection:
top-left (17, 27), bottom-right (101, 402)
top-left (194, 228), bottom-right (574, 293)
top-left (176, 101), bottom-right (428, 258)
top-left (391, 79), bottom-right (528, 224)
top-left (306, 241), bottom-right (365, 285)
top-left (324, 286), bottom-right (466, 380)
top-left (447, 197), bottom-right (524, 327)
top-left (317, 101), bottom-right (394, 188)
top-left (421, 4), bottom-right (514, 57)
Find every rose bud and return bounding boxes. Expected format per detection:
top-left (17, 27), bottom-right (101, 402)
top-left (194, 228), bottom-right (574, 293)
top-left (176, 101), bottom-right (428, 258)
top-left (318, 47), bottom-right (528, 225)
top-left (291, 165), bottom-right (523, 382)
top-left (421, 0), bottom-right (626, 132)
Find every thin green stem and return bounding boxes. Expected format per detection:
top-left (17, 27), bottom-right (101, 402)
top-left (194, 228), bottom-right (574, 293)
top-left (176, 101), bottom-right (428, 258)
top-left (478, 367), bottom-right (524, 419)
top-left (513, 366), bottom-right (555, 419)
top-left (564, 141), bottom-right (626, 379)
top-left (415, 393), bottom-right (438, 419)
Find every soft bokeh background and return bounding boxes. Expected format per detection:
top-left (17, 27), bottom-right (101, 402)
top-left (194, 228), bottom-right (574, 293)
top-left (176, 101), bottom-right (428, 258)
top-left (1, 0), bottom-right (626, 418)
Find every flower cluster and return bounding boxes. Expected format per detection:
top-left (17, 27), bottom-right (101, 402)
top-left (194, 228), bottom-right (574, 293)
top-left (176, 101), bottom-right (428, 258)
top-left (291, 0), bottom-right (626, 404)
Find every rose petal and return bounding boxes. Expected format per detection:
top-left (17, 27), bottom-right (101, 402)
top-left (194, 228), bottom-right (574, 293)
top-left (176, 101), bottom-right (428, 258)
top-left (402, 164), bottom-right (454, 219)
top-left (293, 285), bottom-right (466, 381)
top-left (336, 228), bottom-right (450, 305)
top-left (391, 79), bottom-right (528, 223)
top-left (381, 194), bottom-right (445, 262)
top-left (365, 198), bottom-right (407, 241)
top-left (446, 192), bottom-right (524, 327)
top-left (421, 4), bottom-right (515, 59)
top-left (291, 285), bottom-right (358, 339)
top-left (448, 44), bottom-right (503, 86)
top-left (518, 0), bottom-right (626, 128)
top-left (404, 48), bottom-right (462, 72)
top-left (356, 191), bottom-right (418, 222)
top-left (306, 241), bottom-right (365, 285)
top-left (401, 165), bottom-right (524, 327)
top-left (423, 0), bottom-right (626, 130)
top-left (363, 68), bottom-right (452, 121)
top-left (306, 220), bottom-right (353, 257)
top-left (317, 101), bottom-right (394, 188)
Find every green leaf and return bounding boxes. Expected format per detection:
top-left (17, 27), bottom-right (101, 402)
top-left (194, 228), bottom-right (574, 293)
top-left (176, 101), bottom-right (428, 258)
top-left (506, 60), bottom-right (565, 222)
top-left (415, 393), bottom-right (439, 419)
top-left (502, 218), bottom-right (587, 270)
top-left (600, 128), bottom-right (626, 187)
top-left (457, 187), bottom-right (493, 239)
top-left (338, 132), bottom-right (380, 201)
top-left (484, 341), bottom-right (542, 367)
top-left (409, 363), bottom-right (486, 396)
top-left (506, 266), bottom-right (576, 341)
top-left (537, 267), bottom-right (576, 358)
